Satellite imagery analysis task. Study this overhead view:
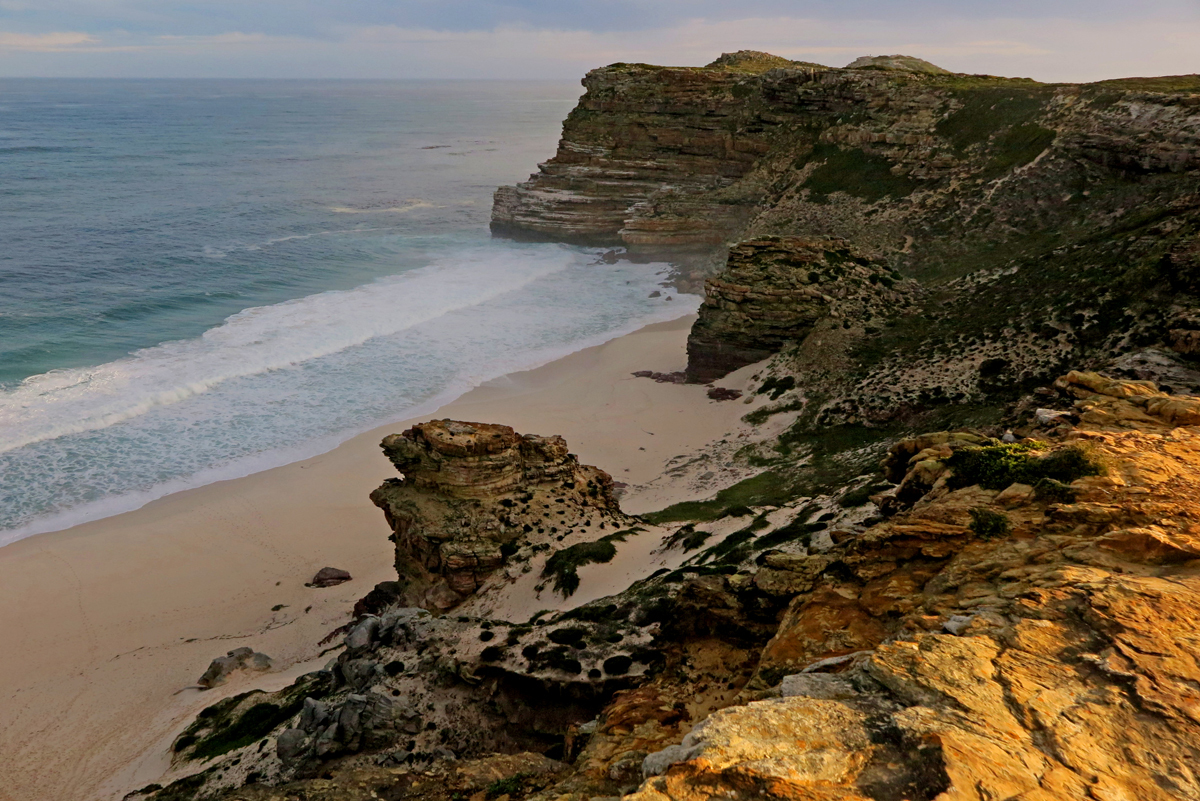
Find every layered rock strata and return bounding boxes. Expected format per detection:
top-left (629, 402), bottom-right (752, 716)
top-left (493, 50), bottom-right (1200, 283)
top-left (684, 236), bottom-right (918, 382)
top-left (370, 420), bottom-right (621, 610)
top-left (490, 51), bottom-right (808, 249)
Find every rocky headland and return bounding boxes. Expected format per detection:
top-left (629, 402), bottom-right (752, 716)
top-left (132, 51), bottom-right (1200, 801)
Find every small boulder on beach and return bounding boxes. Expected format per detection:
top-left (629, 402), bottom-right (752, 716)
top-left (197, 647), bottom-right (272, 689)
top-left (308, 566), bottom-right (352, 588)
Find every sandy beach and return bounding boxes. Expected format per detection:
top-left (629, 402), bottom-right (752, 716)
top-left (0, 314), bottom-right (760, 801)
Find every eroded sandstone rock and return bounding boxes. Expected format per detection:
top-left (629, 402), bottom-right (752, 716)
top-left (371, 420), bottom-right (622, 610)
top-left (620, 373), bottom-right (1200, 800)
top-left (148, 374), bottom-right (1200, 801)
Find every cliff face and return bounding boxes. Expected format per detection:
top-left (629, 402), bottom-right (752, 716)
top-left (492, 53), bottom-right (1200, 281)
top-left (684, 236), bottom-right (918, 382)
top-left (490, 59), bottom-right (778, 249)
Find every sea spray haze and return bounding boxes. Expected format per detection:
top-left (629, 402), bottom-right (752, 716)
top-left (0, 79), bottom-right (699, 541)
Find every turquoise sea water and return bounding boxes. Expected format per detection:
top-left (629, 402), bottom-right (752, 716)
top-left (0, 80), bottom-right (697, 542)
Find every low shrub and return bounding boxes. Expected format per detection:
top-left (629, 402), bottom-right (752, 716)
top-left (947, 442), bottom-right (1102, 490)
top-left (968, 507), bottom-right (1011, 539)
top-left (757, 375), bottom-right (796, 400)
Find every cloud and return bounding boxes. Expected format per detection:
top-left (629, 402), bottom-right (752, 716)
top-left (0, 30), bottom-right (97, 50)
top-left (0, 9), bottom-right (1196, 80)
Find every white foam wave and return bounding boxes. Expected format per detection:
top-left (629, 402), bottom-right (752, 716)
top-left (0, 302), bottom-right (698, 547)
top-left (330, 201), bottom-right (436, 214)
top-left (0, 246), bottom-right (575, 455)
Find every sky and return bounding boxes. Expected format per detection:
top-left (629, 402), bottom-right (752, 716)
top-left (1, 0), bottom-right (1198, 82)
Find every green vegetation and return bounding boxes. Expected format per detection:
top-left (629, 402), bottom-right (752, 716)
top-left (1033, 477), bottom-right (1077, 504)
top-left (947, 442), bottom-right (1103, 490)
top-left (174, 672), bottom-right (329, 763)
top-left (757, 375), bottom-right (796, 400)
top-left (1087, 74), bottom-right (1200, 94)
top-left (486, 773), bottom-right (531, 798)
top-left (542, 528), bottom-right (640, 596)
top-left (801, 143), bottom-right (919, 203)
top-left (190, 701), bottom-right (300, 761)
top-left (752, 513), bottom-right (819, 550)
top-left (968, 507), bottom-right (1012, 538)
top-left (641, 471), bottom-right (792, 524)
top-left (981, 123), bottom-right (1056, 178)
top-left (838, 482), bottom-right (892, 508)
top-left (744, 399), bottom-right (804, 426)
top-left (935, 85), bottom-right (1053, 152)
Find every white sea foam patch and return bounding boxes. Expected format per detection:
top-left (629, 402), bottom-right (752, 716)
top-left (0, 245), bottom-right (576, 455)
top-left (330, 201), bottom-right (436, 214)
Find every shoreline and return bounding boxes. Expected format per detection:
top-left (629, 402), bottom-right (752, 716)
top-left (0, 314), bottom-right (760, 801)
top-left (0, 298), bottom-right (698, 549)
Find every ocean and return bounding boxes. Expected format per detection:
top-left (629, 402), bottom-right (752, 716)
top-left (0, 79), bottom-right (697, 543)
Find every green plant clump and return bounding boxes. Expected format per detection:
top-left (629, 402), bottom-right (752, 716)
top-left (486, 773), bottom-right (530, 799)
top-left (641, 471), bottom-right (791, 524)
top-left (190, 702), bottom-right (301, 761)
top-left (968, 507), bottom-right (1012, 538)
top-left (541, 529), bottom-right (640, 596)
top-left (947, 442), bottom-right (1102, 490)
top-left (757, 375), bottom-right (796, 400)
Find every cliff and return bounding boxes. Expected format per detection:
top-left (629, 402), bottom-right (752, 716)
top-left (492, 51), bottom-right (1200, 283)
top-left (684, 236), bottom-right (918, 382)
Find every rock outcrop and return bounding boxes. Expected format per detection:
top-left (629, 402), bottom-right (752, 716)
top-left (307, 567), bottom-right (351, 588)
top-left (844, 54), bottom-right (951, 74)
top-left (141, 372), bottom-right (1200, 801)
top-left (370, 420), bottom-right (622, 611)
top-left (627, 372), bottom-right (1200, 800)
top-left (685, 236), bottom-right (918, 382)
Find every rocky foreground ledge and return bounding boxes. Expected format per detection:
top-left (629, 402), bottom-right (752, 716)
top-left (131, 370), bottom-right (1200, 801)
